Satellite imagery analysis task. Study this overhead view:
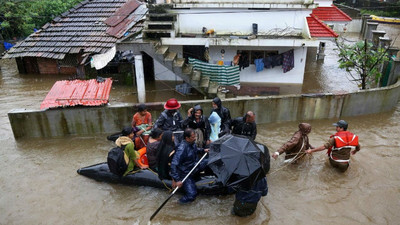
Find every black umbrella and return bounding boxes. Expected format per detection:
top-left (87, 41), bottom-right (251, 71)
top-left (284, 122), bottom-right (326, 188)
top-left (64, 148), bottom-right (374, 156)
top-left (207, 134), bottom-right (270, 190)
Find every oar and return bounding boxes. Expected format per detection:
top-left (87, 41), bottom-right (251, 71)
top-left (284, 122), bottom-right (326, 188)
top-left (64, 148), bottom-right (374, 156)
top-left (149, 152), bottom-right (208, 221)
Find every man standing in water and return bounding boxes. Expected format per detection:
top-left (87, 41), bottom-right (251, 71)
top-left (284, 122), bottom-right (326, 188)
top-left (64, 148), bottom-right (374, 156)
top-left (231, 111), bottom-right (257, 140)
top-left (171, 128), bottom-right (209, 204)
top-left (272, 123), bottom-right (313, 163)
top-left (306, 120), bottom-right (360, 172)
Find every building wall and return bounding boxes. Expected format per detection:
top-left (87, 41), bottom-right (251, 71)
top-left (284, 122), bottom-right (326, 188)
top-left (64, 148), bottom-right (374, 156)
top-left (9, 79), bottom-right (400, 139)
top-left (174, 9), bottom-right (311, 35)
top-left (37, 58), bottom-right (58, 74)
top-left (35, 58), bottom-right (76, 75)
top-left (208, 46), bottom-right (307, 84)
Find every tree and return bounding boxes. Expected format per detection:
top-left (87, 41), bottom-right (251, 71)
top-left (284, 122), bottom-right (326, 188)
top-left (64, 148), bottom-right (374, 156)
top-left (0, 0), bottom-right (82, 40)
top-left (336, 39), bottom-right (389, 90)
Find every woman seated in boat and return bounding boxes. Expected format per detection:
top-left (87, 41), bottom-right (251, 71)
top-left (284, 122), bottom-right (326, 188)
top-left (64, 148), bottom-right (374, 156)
top-left (146, 128), bottom-right (163, 171)
top-left (132, 104), bottom-right (153, 150)
top-left (156, 131), bottom-right (175, 180)
top-left (115, 127), bottom-right (148, 176)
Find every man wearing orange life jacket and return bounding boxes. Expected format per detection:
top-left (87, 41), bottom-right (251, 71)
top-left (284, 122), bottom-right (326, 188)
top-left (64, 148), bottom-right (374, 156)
top-left (306, 120), bottom-right (360, 172)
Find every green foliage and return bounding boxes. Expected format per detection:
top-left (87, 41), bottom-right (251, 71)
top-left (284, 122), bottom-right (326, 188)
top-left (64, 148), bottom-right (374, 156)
top-left (0, 0), bottom-right (82, 40)
top-left (336, 39), bottom-right (389, 89)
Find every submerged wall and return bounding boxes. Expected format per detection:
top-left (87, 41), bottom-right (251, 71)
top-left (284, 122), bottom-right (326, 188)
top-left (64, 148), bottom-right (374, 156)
top-left (8, 80), bottom-right (400, 139)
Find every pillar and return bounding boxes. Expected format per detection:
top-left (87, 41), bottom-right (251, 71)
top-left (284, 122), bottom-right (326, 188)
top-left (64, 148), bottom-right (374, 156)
top-left (366, 22), bottom-right (379, 42)
top-left (387, 58), bottom-right (400, 86)
top-left (371, 30), bottom-right (386, 48)
top-left (379, 37), bottom-right (392, 49)
top-left (134, 54), bottom-right (146, 103)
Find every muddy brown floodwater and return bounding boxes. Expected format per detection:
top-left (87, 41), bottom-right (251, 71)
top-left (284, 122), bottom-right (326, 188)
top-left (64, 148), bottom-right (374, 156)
top-left (1, 24), bottom-right (400, 225)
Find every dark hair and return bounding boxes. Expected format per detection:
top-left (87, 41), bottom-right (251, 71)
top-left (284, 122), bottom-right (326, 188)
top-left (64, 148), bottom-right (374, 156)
top-left (157, 131), bottom-right (174, 152)
top-left (150, 128), bottom-right (163, 139)
top-left (137, 104), bottom-right (147, 112)
top-left (184, 128), bottom-right (194, 139)
top-left (122, 126), bottom-right (133, 136)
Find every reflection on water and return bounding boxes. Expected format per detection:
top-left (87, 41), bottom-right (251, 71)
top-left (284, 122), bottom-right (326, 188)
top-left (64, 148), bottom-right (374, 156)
top-left (1, 23), bottom-right (400, 224)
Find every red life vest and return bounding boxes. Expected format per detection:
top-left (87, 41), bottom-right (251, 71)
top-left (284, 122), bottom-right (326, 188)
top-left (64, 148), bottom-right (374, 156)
top-left (327, 131), bottom-right (358, 161)
top-left (333, 131), bottom-right (358, 149)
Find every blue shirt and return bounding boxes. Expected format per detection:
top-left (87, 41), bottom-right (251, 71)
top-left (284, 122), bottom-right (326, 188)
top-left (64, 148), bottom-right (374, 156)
top-left (170, 140), bottom-right (203, 181)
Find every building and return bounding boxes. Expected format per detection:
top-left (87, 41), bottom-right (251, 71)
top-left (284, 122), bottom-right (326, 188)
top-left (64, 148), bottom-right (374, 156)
top-left (3, 0), bottom-right (146, 78)
top-left (118, 0), bottom-right (342, 100)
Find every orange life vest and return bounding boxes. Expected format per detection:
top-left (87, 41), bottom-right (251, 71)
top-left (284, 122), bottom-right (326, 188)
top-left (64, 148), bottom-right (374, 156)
top-left (327, 131), bottom-right (358, 162)
top-left (333, 131), bottom-right (359, 150)
top-left (136, 147), bottom-right (149, 167)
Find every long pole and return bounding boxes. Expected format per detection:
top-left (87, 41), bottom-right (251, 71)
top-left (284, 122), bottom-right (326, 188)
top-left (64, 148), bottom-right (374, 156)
top-left (149, 152), bottom-right (208, 221)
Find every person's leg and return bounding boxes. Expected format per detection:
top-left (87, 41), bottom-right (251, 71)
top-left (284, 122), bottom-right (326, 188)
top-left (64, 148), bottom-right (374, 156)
top-left (179, 177), bottom-right (197, 203)
top-left (232, 199), bottom-right (258, 217)
top-left (329, 158), bottom-right (349, 172)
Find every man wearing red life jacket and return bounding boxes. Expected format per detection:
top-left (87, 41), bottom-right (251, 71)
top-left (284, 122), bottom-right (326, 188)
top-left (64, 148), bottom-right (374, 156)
top-left (306, 120), bottom-right (360, 172)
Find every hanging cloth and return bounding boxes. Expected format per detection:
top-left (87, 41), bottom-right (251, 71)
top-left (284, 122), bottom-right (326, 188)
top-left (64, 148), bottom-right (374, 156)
top-left (282, 49), bottom-right (294, 73)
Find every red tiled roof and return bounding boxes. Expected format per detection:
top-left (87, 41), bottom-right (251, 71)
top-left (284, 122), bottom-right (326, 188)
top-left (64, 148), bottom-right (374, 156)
top-left (40, 78), bottom-right (113, 110)
top-left (312, 5), bottom-right (352, 22)
top-left (307, 14), bottom-right (339, 38)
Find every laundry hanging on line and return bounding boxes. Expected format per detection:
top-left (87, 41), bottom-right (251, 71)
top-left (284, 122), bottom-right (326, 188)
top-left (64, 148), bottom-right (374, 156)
top-left (189, 57), bottom-right (240, 86)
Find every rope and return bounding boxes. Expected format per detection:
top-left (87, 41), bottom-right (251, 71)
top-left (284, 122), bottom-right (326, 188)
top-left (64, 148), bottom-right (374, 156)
top-left (147, 168), bottom-right (172, 192)
top-left (269, 139), bottom-right (307, 175)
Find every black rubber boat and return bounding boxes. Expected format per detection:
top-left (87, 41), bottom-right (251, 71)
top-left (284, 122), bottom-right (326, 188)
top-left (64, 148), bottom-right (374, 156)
top-left (77, 162), bottom-right (229, 195)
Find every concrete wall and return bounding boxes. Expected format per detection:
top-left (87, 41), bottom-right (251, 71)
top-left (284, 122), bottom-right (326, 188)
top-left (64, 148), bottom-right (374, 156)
top-left (174, 9), bottom-right (310, 35)
top-left (9, 79), bottom-right (400, 139)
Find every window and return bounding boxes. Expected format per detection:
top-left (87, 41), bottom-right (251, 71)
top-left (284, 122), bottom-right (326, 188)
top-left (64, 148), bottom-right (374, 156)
top-left (240, 50), bottom-right (279, 64)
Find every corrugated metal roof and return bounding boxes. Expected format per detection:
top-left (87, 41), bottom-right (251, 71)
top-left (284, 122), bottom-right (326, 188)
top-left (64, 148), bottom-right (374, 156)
top-left (312, 5), bottom-right (352, 22)
top-left (307, 14), bottom-right (339, 38)
top-left (3, 0), bottom-right (146, 60)
top-left (40, 78), bottom-right (113, 110)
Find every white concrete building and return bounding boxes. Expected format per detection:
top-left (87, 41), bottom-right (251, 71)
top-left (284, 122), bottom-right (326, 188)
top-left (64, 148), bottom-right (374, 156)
top-left (138, 0), bottom-right (341, 96)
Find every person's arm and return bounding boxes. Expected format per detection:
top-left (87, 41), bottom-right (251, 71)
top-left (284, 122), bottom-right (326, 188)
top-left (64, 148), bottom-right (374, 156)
top-left (305, 145), bottom-right (326, 154)
top-left (170, 145), bottom-right (183, 184)
top-left (351, 144), bottom-right (361, 155)
top-left (131, 115), bottom-right (136, 128)
top-left (272, 133), bottom-right (300, 159)
top-left (134, 158), bottom-right (148, 169)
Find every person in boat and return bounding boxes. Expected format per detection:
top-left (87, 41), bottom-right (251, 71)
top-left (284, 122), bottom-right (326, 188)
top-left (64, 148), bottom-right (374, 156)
top-left (231, 177), bottom-right (268, 217)
top-left (306, 120), bottom-right (360, 172)
top-left (231, 111), bottom-right (257, 140)
top-left (182, 104), bottom-right (211, 148)
top-left (272, 123), bottom-right (313, 163)
top-left (153, 98), bottom-right (183, 146)
top-left (131, 103), bottom-right (152, 150)
top-left (209, 111), bottom-right (221, 142)
top-left (146, 128), bottom-right (163, 171)
top-left (115, 127), bottom-right (148, 176)
top-left (171, 128), bottom-right (209, 204)
top-left (210, 97), bottom-right (231, 138)
top-left (156, 130), bottom-right (175, 180)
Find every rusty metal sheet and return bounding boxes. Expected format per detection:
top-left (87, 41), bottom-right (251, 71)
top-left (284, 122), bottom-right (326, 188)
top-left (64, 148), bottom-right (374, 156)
top-left (40, 78), bottom-right (113, 110)
top-left (104, 0), bottom-right (141, 27)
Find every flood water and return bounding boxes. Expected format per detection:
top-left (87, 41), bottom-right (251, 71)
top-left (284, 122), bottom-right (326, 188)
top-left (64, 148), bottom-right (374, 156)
top-left (1, 24), bottom-right (400, 224)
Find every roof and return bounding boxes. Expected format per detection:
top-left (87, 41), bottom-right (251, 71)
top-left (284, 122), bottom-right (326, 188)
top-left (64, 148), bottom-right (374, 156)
top-left (4, 0), bottom-right (147, 60)
top-left (312, 5), bottom-right (352, 22)
top-left (40, 78), bottom-right (113, 110)
top-left (307, 14), bottom-right (339, 38)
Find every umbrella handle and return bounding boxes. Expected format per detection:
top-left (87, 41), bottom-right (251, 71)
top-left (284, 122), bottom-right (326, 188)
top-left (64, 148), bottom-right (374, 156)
top-left (149, 152), bottom-right (208, 221)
